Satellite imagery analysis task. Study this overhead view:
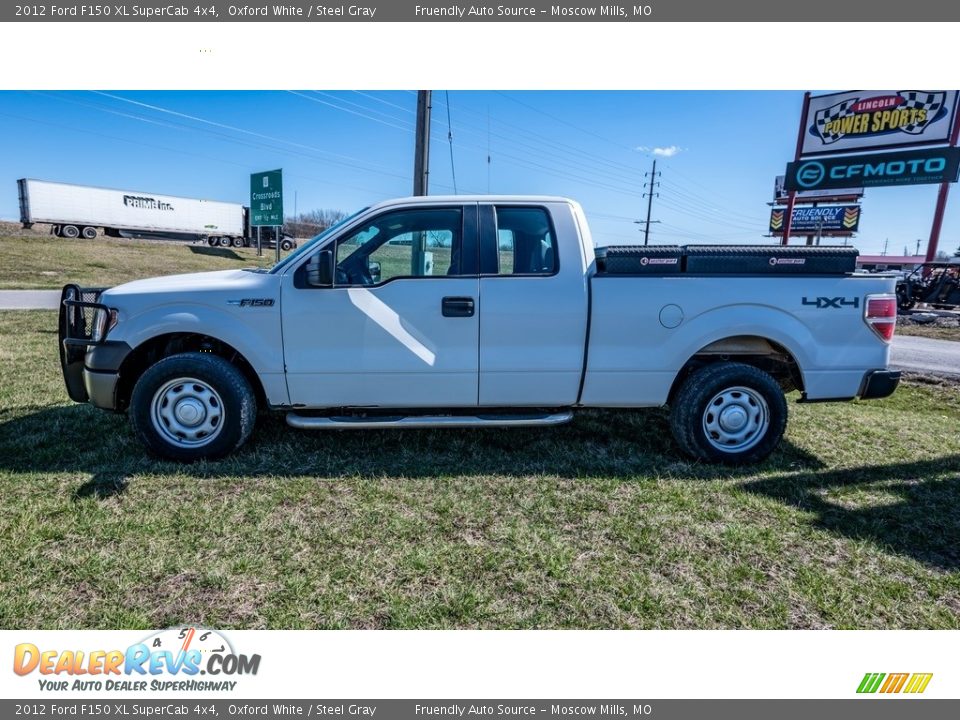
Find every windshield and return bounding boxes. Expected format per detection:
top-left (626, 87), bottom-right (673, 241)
top-left (268, 207), bottom-right (369, 274)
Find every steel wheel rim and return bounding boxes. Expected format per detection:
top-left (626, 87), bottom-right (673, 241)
top-left (702, 385), bottom-right (769, 453)
top-left (151, 377), bottom-right (224, 448)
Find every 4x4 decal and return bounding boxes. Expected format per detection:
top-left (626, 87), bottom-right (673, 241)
top-left (802, 296), bottom-right (859, 309)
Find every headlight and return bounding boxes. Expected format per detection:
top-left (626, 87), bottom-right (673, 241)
top-left (90, 308), bottom-right (119, 342)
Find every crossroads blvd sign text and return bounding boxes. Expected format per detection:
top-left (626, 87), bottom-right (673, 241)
top-left (250, 169), bottom-right (283, 226)
top-left (784, 148), bottom-right (960, 191)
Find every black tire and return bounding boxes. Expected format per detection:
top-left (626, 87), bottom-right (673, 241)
top-left (81, 226), bottom-right (98, 239)
top-left (669, 362), bottom-right (787, 465)
top-left (61, 224), bottom-right (80, 239)
top-left (218, 236), bottom-right (231, 247)
top-left (129, 352), bottom-right (256, 462)
top-left (207, 237), bottom-right (218, 247)
top-left (231, 236), bottom-right (244, 248)
top-left (280, 239), bottom-right (293, 251)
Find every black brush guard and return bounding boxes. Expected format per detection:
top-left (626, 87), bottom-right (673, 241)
top-left (58, 284), bottom-right (108, 402)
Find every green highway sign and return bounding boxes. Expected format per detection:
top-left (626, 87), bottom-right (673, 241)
top-left (250, 169), bottom-right (283, 226)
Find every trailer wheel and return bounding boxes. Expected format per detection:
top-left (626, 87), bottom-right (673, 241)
top-left (280, 239), bottom-right (293, 251)
top-left (129, 352), bottom-right (256, 462)
top-left (669, 362), bottom-right (787, 465)
top-left (231, 237), bottom-right (244, 248)
top-left (206, 237), bottom-right (218, 246)
top-left (81, 226), bottom-right (98, 239)
top-left (218, 236), bottom-right (231, 247)
top-left (61, 225), bottom-right (80, 239)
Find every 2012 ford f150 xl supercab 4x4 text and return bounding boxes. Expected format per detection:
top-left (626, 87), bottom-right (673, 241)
top-left (58, 196), bottom-right (900, 464)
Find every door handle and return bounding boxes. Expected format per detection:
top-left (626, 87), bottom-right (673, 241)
top-left (442, 296), bottom-right (475, 317)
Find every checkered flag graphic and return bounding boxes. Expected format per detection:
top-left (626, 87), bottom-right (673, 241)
top-left (814, 97), bottom-right (860, 144)
top-left (898, 91), bottom-right (946, 134)
top-left (814, 91), bottom-right (947, 144)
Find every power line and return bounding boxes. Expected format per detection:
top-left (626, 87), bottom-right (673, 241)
top-left (85, 91), bottom-right (409, 178)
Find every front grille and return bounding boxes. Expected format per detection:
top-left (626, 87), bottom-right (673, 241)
top-left (58, 284), bottom-right (108, 363)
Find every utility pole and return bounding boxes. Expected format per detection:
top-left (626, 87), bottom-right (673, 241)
top-left (882, 238), bottom-right (888, 256)
top-left (641, 159), bottom-right (660, 246)
top-left (916, 239), bottom-right (922, 256)
top-left (413, 90), bottom-right (432, 196)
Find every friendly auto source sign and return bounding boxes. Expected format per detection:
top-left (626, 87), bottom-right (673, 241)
top-left (250, 169), bottom-right (283, 226)
top-left (784, 147), bottom-right (960, 192)
top-left (801, 90), bottom-right (959, 156)
top-left (769, 205), bottom-right (860, 234)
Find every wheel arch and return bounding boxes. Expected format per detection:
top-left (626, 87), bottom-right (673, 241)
top-left (115, 332), bottom-right (267, 412)
top-left (666, 334), bottom-right (804, 405)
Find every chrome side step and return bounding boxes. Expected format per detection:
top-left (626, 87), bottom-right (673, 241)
top-left (286, 411), bottom-right (574, 430)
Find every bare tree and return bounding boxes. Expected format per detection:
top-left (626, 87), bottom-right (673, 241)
top-left (285, 209), bottom-right (348, 238)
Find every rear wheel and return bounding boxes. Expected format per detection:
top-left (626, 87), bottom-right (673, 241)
top-left (280, 238), bottom-right (294, 251)
top-left (61, 224), bottom-right (80, 239)
top-left (670, 362), bottom-right (787, 465)
top-left (231, 236), bottom-right (244, 248)
top-left (129, 352), bottom-right (256, 462)
top-left (81, 226), bottom-right (98, 239)
top-left (218, 236), bottom-right (231, 247)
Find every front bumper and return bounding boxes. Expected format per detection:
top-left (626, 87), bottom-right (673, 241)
top-left (83, 368), bottom-right (121, 410)
top-left (859, 369), bottom-right (901, 400)
top-left (61, 342), bottom-right (130, 408)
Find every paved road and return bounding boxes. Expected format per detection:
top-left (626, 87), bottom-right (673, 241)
top-left (890, 335), bottom-right (960, 376)
top-left (0, 291), bottom-right (957, 377)
top-left (0, 290), bottom-right (59, 309)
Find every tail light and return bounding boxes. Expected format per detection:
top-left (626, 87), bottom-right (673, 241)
top-left (864, 294), bottom-right (896, 342)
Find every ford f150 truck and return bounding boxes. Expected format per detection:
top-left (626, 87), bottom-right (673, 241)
top-left (58, 196), bottom-right (900, 464)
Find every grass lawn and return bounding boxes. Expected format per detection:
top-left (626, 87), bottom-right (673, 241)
top-left (896, 322), bottom-right (960, 342)
top-left (1, 310), bottom-right (959, 629)
top-left (0, 233), bottom-right (276, 289)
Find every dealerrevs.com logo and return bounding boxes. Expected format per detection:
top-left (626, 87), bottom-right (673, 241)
top-left (13, 627), bottom-right (261, 692)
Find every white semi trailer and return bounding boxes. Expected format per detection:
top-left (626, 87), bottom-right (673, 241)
top-left (16, 178), bottom-right (268, 247)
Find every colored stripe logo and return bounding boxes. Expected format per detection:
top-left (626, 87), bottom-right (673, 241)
top-left (857, 672), bottom-right (933, 694)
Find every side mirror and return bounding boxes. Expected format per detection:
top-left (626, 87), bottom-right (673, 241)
top-left (307, 249), bottom-right (334, 287)
top-left (369, 260), bottom-right (382, 284)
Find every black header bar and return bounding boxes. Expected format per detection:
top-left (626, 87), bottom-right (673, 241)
top-left (5, 1), bottom-right (959, 22)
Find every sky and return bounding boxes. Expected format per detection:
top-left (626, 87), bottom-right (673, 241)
top-left (0, 89), bottom-right (957, 256)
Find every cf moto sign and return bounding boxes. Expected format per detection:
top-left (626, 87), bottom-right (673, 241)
top-left (784, 147), bottom-right (960, 191)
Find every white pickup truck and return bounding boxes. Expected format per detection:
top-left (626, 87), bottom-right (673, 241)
top-left (58, 195), bottom-right (900, 464)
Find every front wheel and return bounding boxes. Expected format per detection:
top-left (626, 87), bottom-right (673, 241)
top-left (129, 352), bottom-right (256, 462)
top-left (669, 362), bottom-right (787, 465)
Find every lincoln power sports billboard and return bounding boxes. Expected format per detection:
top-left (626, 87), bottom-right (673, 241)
top-left (801, 90), bottom-right (959, 157)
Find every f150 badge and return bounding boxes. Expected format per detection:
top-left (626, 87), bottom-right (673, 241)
top-left (227, 298), bottom-right (275, 307)
top-left (803, 296), bottom-right (859, 309)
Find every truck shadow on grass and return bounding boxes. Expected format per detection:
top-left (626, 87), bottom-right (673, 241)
top-left (740, 457), bottom-right (960, 571)
top-left (0, 403), bottom-right (822, 486)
